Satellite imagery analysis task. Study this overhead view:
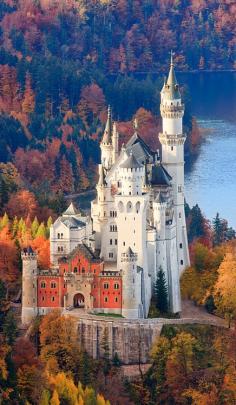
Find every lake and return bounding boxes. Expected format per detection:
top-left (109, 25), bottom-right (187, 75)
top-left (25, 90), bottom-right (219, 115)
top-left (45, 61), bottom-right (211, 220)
top-left (75, 72), bottom-right (236, 228)
top-left (181, 72), bottom-right (236, 228)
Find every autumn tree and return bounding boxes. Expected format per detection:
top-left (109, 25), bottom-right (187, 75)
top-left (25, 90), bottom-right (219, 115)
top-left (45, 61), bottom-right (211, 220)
top-left (22, 72), bottom-right (35, 114)
top-left (6, 189), bottom-right (39, 220)
top-left (39, 310), bottom-right (80, 375)
top-left (214, 249), bottom-right (236, 327)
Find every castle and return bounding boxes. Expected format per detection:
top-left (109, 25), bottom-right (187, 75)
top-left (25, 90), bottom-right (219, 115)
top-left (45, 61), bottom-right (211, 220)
top-left (21, 56), bottom-right (190, 324)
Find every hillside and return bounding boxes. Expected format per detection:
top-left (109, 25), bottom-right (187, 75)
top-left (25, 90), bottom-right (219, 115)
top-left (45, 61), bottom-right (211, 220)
top-left (1, 0), bottom-right (226, 216)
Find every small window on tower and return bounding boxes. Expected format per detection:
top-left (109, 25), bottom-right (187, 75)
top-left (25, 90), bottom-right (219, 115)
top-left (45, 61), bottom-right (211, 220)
top-left (179, 213), bottom-right (182, 218)
top-left (180, 260), bottom-right (183, 265)
top-left (179, 243), bottom-right (183, 249)
top-left (171, 146), bottom-right (174, 151)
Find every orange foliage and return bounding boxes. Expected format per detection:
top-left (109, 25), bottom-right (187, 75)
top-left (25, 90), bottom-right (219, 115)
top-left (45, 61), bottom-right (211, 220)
top-left (5, 189), bottom-right (39, 220)
top-left (0, 226), bottom-right (19, 287)
top-left (31, 236), bottom-right (50, 268)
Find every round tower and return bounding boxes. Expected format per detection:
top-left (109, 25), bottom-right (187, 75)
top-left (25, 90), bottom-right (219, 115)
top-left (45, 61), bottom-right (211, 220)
top-left (21, 247), bottom-right (38, 325)
top-left (119, 152), bottom-right (144, 196)
top-left (121, 247), bottom-right (142, 319)
top-left (159, 52), bottom-right (190, 272)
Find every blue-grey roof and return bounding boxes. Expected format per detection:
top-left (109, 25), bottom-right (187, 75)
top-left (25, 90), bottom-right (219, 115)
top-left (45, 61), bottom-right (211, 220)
top-left (120, 153), bottom-right (143, 169)
top-left (125, 133), bottom-right (153, 163)
top-left (61, 217), bottom-right (85, 229)
top-left (150, 164), bottom-right (172, 186)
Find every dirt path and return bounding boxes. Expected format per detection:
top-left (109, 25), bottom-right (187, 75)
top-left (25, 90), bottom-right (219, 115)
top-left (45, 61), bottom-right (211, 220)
top-left (181, 299), bottom-right (227, 327)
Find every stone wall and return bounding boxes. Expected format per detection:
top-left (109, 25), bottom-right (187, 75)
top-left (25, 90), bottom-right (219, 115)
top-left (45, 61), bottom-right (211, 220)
top-left (66, 312), bottom-right (225, 365)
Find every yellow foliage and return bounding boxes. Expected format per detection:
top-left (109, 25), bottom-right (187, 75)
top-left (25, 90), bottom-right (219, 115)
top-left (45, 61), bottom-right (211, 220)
top-left (182, 385), bottom-right (218, 405)
top-left (50, 390), bottom-right (60, 405)
top-left (214, 252), bottom-right (236, 320)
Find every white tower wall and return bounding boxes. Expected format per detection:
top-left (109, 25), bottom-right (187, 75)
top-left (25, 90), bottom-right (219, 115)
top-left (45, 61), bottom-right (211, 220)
top-left (21, 250), bottom-right (38, 324)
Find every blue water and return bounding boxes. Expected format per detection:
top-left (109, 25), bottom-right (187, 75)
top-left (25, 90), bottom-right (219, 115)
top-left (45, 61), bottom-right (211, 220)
top-left (185, 119), bottom-right (236, 227)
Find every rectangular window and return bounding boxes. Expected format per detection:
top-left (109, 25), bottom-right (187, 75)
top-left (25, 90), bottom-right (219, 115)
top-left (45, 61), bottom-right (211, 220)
top-left (109, 252), bottom-right (113, 258)
top-left (110, 239), bottom-right (112, 245)
top-left (115, 239), bottom-right (117, 245)
top-left (104, 297), bottom-right (108, 302)
top-left (179, 243), bottom-right (183, 249)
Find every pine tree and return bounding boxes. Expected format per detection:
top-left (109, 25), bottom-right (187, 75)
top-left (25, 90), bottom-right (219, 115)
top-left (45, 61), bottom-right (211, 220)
top-left (22, 71), bottom-right (35, 114)
top-left (2, 310), bottom-right (17, 345)
top-left (50, 390), bottom-right (60, 405)
top-left (155, 267), bottom-right (168, 313)
top-left (46, 216), bottom-right (53, 238)
top-left (12, 216), bottom-right (18, 238)
top-left (31, 217), bottom-right (39, 238)
top-left (0, 212), bottom-right (9, 230)
top-left (36, 223), bottom-right (46, 239)
top-left (101, 328), bottom-right (111, 383)
top-left (213, 213), bottom-right (225, 246)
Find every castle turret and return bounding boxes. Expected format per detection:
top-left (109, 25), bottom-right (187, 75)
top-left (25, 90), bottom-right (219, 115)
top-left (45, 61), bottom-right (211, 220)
top-left (101, 106), bottom-right (113, 171)
top-left (21, 247), bottom-right (38, 324)
top-left (121, 248), bottom-right (142, 319)
top-left (159, 52), bottom-right (190, 273)
top-left (112, 122), bottom-right (119, 164)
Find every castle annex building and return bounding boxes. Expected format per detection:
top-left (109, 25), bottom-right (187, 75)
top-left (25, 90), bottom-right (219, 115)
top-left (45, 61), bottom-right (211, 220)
top-left (22, 57), bottom-right (190, 324)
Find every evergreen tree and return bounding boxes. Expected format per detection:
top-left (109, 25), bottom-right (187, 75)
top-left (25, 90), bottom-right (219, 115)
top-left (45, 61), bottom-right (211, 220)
top-left (101, 328), bottom-right (111, 384)
top-left (155, 267), bottom-right (168, 313)
top-left (31, 216), bottom-right (39, 238)
top-left (36, 222), bottom-right (46, 238)
top-left (213, 213), bottom-right (226, 246)
top-left (46, 216), bottom-right (53, 238)
top-left (0, 212), bottom-right (9, 230)
top-left (11, 216), bottom-right (18, 238)
top-left (188, 204), bottom-right (205, 242)
top-left (2, 310), bottom-right (17, 345)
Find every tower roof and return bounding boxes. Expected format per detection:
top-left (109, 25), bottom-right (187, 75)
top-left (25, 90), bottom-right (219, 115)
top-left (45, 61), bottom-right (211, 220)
top-left (63, 202), bottom-right (79, 216)
top-left (162, 52), bottom-right (181, 100)
top-left (150, 163), bottom-right (172, 186)
top-left (120, 152), bottom-right (143, 169)
top-left (101, 105), bottom-right (112, 144)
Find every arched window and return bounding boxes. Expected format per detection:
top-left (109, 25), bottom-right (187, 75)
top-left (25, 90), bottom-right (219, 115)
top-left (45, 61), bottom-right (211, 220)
top-left (135, 201), bottom-right (140, 213)
top-left (104, 297), bottom-right (108, 302)
top-left (57, 233), bottom-right (60, 239)
top-left (114, 283), bottom-right (119, 290)
top-left (118, 201), bottom-right (124, 213)
top-left (74, 267), bottom-right (78, 273)
top-left (51, 282), bottom-right (56, 289)
top-left (41, 281), bottom-right (46, 288)
top-left (61, 233), bottom-right (63, 238)
top-left (104, 283), bottom-right (109, 289)
top-left (127, 201), bottom-right (132, 212)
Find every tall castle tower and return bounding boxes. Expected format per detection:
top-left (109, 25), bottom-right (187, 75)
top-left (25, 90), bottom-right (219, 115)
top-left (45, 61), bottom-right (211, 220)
top-left (159, 53), bottom-right (190, 273)
top-left (21, 247), bottom-right (38, 324)
top-left (115, 152), bottom-right (150, 318)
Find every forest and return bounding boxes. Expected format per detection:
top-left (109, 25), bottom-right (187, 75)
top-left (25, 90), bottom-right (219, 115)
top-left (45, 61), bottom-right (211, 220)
top-left (1, 0), bottom-right (234, 216)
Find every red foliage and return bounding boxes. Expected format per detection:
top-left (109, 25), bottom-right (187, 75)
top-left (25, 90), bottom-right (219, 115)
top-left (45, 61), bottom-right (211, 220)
top-left (13, 337), bottom-right (40, 370)
top-left (5, 189), bottom-right (39, 220)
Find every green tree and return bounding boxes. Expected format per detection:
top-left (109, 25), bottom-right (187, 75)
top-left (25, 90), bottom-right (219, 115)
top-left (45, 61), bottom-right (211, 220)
top-left (213, 213), bottom-right (226, 246)
top-left (188, 204), bottom-right (205, 242)
top-left (0, 212), bottom-right (9, 230)
top-left (155, 267), bottom-right (168, 313)
top-left (36, 222), bottom-right (46, 238)
top-left (31, 217), bottom-right (39, 238)
top-left (3, 310), bottom-right (17, 345)
top-left (101, 328), bottom-right (111, 384)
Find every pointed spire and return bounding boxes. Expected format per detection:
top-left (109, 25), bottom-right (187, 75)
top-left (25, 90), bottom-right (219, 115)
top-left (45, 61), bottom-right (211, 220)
top-left (165, 51), bottom-right (181, 99)
top-left (102, 105), bottom-right (112, 144)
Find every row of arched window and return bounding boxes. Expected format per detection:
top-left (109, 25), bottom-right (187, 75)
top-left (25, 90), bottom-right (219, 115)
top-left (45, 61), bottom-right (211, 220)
top-left (103, 282), bottom-right (119, 289)
top-left (40, 281), bottom-right (57, 289)
top-left (57, 233), bottom-right (64, 239)
top-left (110, 225), bottom-right (117, 232)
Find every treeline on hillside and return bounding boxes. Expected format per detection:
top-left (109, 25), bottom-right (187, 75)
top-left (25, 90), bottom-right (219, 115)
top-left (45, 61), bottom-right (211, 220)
top-left (0, 0), bottom-right (212, 214)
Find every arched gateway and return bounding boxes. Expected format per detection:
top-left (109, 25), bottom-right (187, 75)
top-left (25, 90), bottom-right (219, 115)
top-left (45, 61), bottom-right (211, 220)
top-left (73, 293), bottom-right (85, 308)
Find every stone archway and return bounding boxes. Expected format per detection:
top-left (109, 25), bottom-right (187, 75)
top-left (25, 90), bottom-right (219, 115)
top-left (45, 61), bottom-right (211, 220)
top-left (73, 293), bottom-right (85, 308)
